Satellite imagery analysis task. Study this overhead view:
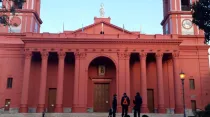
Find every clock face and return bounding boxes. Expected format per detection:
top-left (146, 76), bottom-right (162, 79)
top-left (182, 19), bottom-right (193, 29)
top-left (10, 16), bottom-right (21, 27)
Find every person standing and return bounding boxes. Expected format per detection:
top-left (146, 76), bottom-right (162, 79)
top-left (133, 92), bottom-right (142, 117)
top-left (112, 94), bottom-right (117, 117)
top-left (121, 93), bottom-right (130, 117)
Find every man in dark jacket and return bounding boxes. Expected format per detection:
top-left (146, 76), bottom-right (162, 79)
top-left (112, 94), bottom-right (117, 117)
top-left (121, 93), bottom-right (130, 117)
top-left (133, 92), bottom-right (142, 117)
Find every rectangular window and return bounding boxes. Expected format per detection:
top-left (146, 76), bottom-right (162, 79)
top-left (189, 79), bottom-right (195, 89)
top-left (181, 0), bottom-right (191, 11)
top-left (7, 77), bottom-right (13, 88)
top-left (4, 99), bottom-right (11, 111)
top-left (191, 100), bottom-right (196, 112)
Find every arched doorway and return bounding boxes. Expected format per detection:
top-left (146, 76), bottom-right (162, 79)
top-left (87, 56), bottom-right (116, 112)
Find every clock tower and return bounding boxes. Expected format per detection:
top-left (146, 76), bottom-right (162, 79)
top-left (161, 0), bottom-right (203, 35)
top-left (0, 0), bottom-right (42, 33)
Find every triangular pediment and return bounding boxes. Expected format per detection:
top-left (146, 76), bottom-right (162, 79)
top-left (72, 21), bottom-right (134, 35)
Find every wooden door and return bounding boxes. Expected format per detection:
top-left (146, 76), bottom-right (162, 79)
top-left (191, 100), bottom-right (197, 112)
top-left (4, 99), bottom-right (11, 111)
top-left (48, 88), bottom-right (56, 112)
top-left (147, 89), bottom-right (154, 113)
top-left (94, 83), bottom-right (110, 112)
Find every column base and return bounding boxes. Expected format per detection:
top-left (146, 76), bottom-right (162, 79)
top-left (141, 106), bottom-right (149, 113)
top-left (175, 106), bottom-right (184, 113)
top-left (19, 104), bottom-right (28, 113)
top-left (72, 106), bottom-right (87, 112)
top-left (36, 104), bottom-right (45, 113)
top-left (55, 104), bottom-right (63, 113)
top-left (158, 106), bottom-right (166, 113)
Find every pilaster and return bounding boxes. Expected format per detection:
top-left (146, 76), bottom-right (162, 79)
top-left (73, 52), bottom-right (88, 112)
top-left (117, 52), bottom-right (131, 112)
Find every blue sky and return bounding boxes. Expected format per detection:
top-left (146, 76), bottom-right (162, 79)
top-left (40, 0), bottom-right (163, 34)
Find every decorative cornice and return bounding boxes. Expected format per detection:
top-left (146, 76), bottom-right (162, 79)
top-left (0, 9), bottom-right (43, 24)
top-left (161, 11), bottom-right (192, 25)
top-left (21, 38), bottom-right (183, 45)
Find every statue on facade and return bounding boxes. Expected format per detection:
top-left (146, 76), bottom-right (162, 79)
top-left (100, 3), bottom-right (105, 18)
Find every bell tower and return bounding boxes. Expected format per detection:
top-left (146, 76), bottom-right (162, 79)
top-left (0, 0), bottom-right (42, 33)
top-left (161, 0), bottom-right (203, 35)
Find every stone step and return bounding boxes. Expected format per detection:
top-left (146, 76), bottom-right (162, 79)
top-left (0, 113), bottom-right (189, 117)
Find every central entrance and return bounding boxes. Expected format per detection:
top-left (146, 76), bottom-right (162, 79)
top-left (94, 83), bottom-right (110, 112)
top-left (88, 56), bottom-right (116, 112)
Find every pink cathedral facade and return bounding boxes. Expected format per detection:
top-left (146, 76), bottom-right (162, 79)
top-left (0, 0), bottom-right (210, 114)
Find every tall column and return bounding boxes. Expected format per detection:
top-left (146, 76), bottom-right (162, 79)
top-left (117, 52), bottom-right (131, 111)
top-left (37, 51), bottom-right (49, 113)
top-left (156, 51), bottom-right (165, 113)
top-left (20, 51), bottom-right (32, 113)
top-left (125, 52), bottom-right (131, 96)
top-left (73, 52), bottom-right (87, 112)
top-left (139, 52), bottom-right (149, 113)
top-left (172, 51), bottom-right (182, 113)
top-left (55, 51), bottom-right (66, 112)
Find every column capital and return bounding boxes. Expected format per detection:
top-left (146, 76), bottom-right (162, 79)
top-left (41, 51), bottom-right (49, 59)
top-left (117, 52), bottom-right (131, 59)
top-left (172, 51), bottom-right (179, 59)
top-left (155, 51), bottom-right (163, 58)
top-left (139, 52), bottom-right (147, 59)
top-left (24, 51), bottom-right (32, 59)
top-left (74, 52), bottom-right (87, 59)
top-left (57, 51), bottom-right (66, 59)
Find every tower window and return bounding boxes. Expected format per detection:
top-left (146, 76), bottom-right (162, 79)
top-left (181, 0), bottom-right (191, 11)
top-left (7, 77), bottom-right (13, 88)
top-left (189, 79), bottom-right (195, 90)
top-left (13, 1), bottom-right (24, 9)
